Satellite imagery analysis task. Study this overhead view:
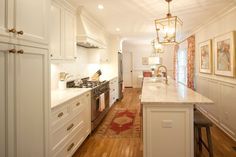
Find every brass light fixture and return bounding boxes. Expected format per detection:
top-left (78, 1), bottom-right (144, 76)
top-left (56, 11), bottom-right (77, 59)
top-left (151, 39), bottom-right (164, 53)
top-left (155, 0), bottom-right (183, 44)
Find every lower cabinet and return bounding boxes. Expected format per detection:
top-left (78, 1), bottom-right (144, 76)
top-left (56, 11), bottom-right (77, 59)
top-left (0, 42), bottom-right (50, 157)
top-left (109, 77), bottom-right (118, 107)
top-left (143, 105), bottom-right (194, 157)
top-left (50, 91), bottom-right (91, 157)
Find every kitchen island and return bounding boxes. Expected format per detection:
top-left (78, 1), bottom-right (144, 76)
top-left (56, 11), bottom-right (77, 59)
top-left (141, 77), bottom-right (213, 157)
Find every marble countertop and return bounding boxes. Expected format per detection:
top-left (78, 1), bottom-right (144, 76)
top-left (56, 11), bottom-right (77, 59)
top-left (51, 88), bottom-right (91, 109)
top-left (141, 77), bottom-right (213, 105)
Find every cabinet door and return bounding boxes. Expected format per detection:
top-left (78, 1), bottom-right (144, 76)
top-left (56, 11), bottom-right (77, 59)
top-left (49, 3), bottom-right (62, 59)
top-left (0, 43), bottom-right (10, 157)
top-left (0, 0), bottom-right (13, 39)
top-left (14, 45), bottom-right (49, 157)
top-left (64, 10), bottom-right (76, 60)
top-left (15, 0), bottom-right (49, 45)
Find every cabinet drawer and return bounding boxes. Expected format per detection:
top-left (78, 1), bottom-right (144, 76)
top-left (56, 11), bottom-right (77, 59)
top-left (51, 104), bottom-right (69, 127)
top-left (51, 107), bottom-right (85, 149)
top-left (53, 125), bottom-right (87, 157)
top-left (71, 92), bottom-right (90, 115)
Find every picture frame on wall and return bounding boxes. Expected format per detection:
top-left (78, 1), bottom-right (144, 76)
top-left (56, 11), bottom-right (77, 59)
top-left (214, 31), bottom-right (235, 77)
top-left (199, 40), bottom-right (212, 74)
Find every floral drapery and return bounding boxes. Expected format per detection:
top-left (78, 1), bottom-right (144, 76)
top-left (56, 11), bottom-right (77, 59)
top-left (187, 35), bottom-right (195, 90)
top-left (173, 44), bottom-right (179, 81)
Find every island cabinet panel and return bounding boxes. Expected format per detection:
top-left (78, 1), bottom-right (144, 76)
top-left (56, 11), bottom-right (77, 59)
top-left (143, 105), bottom-right (193, 157)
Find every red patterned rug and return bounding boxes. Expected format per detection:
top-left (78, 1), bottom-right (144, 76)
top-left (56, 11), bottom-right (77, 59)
top-left (96, 108), bottom-right (140, 138)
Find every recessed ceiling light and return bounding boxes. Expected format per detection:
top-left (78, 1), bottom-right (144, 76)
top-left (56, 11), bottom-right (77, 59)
top-left (116, 28), bottom-right (120, 32)
top-left (98, 4), bottom-right (104, 10)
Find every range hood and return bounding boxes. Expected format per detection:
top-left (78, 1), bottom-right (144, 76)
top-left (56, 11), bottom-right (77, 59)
top-left (77, 8), bottom-right (106, 49)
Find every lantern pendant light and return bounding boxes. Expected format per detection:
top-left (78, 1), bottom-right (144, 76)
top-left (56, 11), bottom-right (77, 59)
top-left (155, 0), bottom-right (183, 44)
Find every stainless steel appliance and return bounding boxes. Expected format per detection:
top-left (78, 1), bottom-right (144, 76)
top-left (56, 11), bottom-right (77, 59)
top-left (118, 52), bottom-right (123, 100)
top-left (67, 79), bottom-right (110, 131)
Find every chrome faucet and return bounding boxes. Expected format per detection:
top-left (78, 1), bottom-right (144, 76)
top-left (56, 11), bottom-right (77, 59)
top-left (157, 65), bottom-right (168, 84)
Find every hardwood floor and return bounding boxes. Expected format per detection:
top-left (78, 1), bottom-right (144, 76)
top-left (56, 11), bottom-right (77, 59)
top-left (73, 88), bottom-right (236, 157)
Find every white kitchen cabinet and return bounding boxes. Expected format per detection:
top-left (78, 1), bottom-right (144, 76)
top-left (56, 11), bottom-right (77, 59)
top-left (50, 0), bottom-right (76, 60)
top-left (143, 105), bottom-right (193, 157)
top-left (50, 91), bottom-right (91, 157)
top-left (0, 42), bottom-right (49, 157)
top-left (0, 43), bottom-right (10, 157)
top-left (64, 10), bottom-right (76, 60)
top-left (49, 3), bottom-right (62, 59)
top-left (109, 77), bottom-right (118, 107)
top-left (0, 0), bottom-right (49, 47)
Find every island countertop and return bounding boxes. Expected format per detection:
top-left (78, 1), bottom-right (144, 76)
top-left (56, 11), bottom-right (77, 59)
top-left (141, 77), bottom-right (213, 105)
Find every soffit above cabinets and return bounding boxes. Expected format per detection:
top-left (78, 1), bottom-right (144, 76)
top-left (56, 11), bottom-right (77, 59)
top-left (68, 0), bottom-right (236, 40)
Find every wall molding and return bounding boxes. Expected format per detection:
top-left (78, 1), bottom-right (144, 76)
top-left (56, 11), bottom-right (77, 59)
top-left (196, 74), bottom-right (236, 86)
top-left (186, 4), bottom-right (236, 38)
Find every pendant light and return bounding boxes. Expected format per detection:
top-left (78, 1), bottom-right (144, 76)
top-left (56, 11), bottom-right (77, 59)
top-left (155, 0), bottom-right (183, 44)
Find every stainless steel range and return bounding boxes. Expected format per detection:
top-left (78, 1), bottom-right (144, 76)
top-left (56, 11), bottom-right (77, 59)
top-left (67, 79), bottom-right (110, 131)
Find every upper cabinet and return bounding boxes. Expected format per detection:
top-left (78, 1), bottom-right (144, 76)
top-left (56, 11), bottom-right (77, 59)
top-left (0, 0), bottom-right (49, 48)
top-left (49, 0), bottom-right (76, 60)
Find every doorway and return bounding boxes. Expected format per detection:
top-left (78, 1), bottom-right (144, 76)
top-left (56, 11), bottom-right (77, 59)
top-left (123, 52), bottom-right (133, 88)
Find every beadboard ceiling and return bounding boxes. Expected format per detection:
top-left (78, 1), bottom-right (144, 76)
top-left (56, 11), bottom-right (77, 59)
top-left (69, 0), bottom-right (236, 40)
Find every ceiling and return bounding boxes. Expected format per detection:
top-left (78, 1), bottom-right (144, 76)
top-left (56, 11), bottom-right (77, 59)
top-left (69, 0), bottom-right (236, 41)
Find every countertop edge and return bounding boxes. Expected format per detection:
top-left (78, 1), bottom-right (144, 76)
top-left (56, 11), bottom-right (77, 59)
top-left (51, 88), bottom-right (91, 109)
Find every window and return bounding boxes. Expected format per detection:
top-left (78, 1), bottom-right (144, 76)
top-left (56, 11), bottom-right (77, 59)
top-left (177, 42), bottom-right (187, 85)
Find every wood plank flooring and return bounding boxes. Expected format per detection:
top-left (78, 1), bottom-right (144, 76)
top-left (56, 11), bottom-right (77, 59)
top-left (73, 88), bottom-right (236, 157)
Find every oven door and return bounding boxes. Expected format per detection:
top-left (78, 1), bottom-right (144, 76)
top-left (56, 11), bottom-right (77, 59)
top-left (91, 89), bottom-right (110, 122)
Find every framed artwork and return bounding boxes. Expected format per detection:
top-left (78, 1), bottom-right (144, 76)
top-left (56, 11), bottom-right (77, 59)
top-left (142, 57), bottom-right (149, 65)
top-left (214, 31), bottom-right (235, 77)
top-left (199, 40), bottom-right (212, 73)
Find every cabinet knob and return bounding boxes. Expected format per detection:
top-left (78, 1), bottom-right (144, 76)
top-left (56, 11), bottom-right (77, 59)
top-left (9, 49), bottom-right (16, 54)
top-left (17, 30), bottom-right (24, 35)
top-left (57, 112), bottom-right (64, 118)
top-left (50, 54), bottom-right (53, 57)
top-left (67, 143), bottom-right (74, 152)
top-left (17, 49), bottom-right (24, 54)
top-left (8, 28), bottom-right (16, 33)
top-left (67, 123), bottom-right (74, 131)
top-left (86, 94), bottom-right (89, 97)
top-left (76, 102), bottom-right (80, 106)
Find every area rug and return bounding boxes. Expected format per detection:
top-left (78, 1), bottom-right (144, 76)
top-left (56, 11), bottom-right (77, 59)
top-left (96, 108), bottom-right (140, 138)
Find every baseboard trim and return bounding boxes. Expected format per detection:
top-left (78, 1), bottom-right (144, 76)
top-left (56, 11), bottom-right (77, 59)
top-left (197, 107), bottom-right (236, 142)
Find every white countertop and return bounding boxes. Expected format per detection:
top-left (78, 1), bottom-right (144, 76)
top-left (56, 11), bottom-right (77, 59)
top-left (51, 88), bottom-right (91, 109)
top-left (141, 77), bottom-right (213, 105)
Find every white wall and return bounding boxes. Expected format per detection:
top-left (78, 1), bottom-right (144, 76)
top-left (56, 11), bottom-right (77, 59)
top-left (194, 7), bottom-right (236, 141)
top-left (122, 41), bottom-right (174, 88)
top-left (51, 47), bottom-right (90, 90)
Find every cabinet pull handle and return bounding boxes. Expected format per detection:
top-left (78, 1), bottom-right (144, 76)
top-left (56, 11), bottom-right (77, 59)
top-left (9, 49), bottom-right (16, 54)
top-left (17, 50), bottom-right (24, 54)
top-left (67, 123), bottom-right (74, 131)
top-left (76, 102), bottom-right (80, 106)
top-left (67, 143), bottom-right (74, 152)
top-left (8, 28), bottom-right (16, 33)
top-left (17, 30), bottom-right (24, 35)
top-left (57, 112), bottom-right (64, 118)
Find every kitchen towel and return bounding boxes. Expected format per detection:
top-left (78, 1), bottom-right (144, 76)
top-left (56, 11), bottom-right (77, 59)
top-left (99, 93), bottom-right (105, 112)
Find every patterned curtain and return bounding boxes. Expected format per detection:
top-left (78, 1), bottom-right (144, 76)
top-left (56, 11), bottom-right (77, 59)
top-left (187, 35), bottom-right (195, 90)
top-left (173, 44), bottom-right (179, 80)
